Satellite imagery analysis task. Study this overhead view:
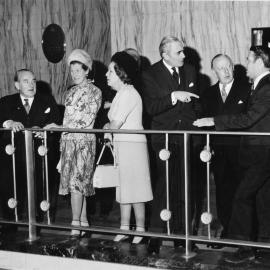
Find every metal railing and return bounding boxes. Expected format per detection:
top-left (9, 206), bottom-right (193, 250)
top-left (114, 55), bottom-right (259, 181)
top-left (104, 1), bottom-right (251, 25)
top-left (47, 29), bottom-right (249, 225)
top-left (1, 127), bottom-right (270, 258)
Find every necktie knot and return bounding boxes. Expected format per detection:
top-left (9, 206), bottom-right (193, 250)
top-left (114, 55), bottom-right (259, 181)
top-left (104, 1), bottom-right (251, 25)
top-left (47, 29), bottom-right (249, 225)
top-left (221, 84), bottom-right (227, 102)
top-left (172, 67), bottom-right (179, 84)
top-left (24, 98), bottom-right (30, 114)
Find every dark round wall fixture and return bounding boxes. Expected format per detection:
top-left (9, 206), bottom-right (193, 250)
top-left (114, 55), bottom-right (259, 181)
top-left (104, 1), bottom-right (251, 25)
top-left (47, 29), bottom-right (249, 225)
top-left (42, 23), bottom-right (66, 63)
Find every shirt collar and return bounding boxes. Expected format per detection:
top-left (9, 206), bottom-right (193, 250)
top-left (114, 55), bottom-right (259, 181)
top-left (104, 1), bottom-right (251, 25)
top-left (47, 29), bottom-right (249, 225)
top-left (219, 79), bottom-right (234, 95)
top-left (20, 95), bottom-right (34, 107)
top-left (162, 59), bottom-right (178, 74)
top-left (253, 71), bottom-right (270, 89)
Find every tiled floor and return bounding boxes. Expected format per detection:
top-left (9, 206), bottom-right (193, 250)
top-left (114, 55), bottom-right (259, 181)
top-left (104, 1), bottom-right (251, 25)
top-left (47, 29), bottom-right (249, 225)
top-left (1, 179), bottom-right (270, 269)
top-left (1, 228), bottom-right (270, 270)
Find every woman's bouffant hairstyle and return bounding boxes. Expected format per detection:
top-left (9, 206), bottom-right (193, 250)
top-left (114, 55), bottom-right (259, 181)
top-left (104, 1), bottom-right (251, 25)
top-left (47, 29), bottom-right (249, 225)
top-left (111, 51), bottom-right (139, 85)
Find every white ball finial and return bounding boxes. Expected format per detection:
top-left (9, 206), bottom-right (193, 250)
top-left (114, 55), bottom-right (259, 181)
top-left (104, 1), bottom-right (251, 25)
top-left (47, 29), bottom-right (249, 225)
top-left (5, 144), bottom-right (15, 155)
top-left (160, 209), bottom-right (172, 221)
top-left (201, 212), bottom-right (213, 225)
top-left (38, 145), bottom-right (48, 156)
top-left (8, 198), bottom-right (17, 209)
top-left (159, 149), bottom-right (171, 161)
top-left (40, 200), bottom-right (50, 212)
top-left (200, 147), bottom-right (212, 162)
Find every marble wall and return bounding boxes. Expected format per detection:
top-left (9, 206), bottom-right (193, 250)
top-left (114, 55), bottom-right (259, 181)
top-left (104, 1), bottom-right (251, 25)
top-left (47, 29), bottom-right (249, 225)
top-left (0, 0), bottom-right (110, 103)
top-left (2, 0), bottom-right (270, 102)
top-left (110, 0), bottom-right (270, 87)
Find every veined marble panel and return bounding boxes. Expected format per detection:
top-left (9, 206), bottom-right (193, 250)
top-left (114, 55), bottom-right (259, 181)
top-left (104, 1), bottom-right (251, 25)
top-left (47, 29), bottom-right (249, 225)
top-left (0, 0), bottom-right (110, 104)
top-left (111, 0), bottom-right (270, 85)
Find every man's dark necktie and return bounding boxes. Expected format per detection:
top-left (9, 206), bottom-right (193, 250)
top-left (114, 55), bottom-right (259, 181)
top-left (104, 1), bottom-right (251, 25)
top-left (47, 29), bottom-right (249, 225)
top-left (24, 98), bottom-right (30, 114)
top-left (221, 84), bottom-right (227, 102)
top-left (172, 67), bottom-right (180, 84)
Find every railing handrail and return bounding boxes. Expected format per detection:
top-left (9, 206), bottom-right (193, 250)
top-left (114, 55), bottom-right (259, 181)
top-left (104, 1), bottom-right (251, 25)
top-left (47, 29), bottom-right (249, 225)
top-left (1, 127), bottom-right (270, 136)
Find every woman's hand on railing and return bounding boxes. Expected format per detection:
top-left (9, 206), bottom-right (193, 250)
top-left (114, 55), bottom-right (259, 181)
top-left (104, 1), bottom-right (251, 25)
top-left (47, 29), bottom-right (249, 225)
top-left (104, 101), bottom-right (111, 109)
top-left (56, 159), bottom-right (61, 173)
top-left (32, 126), bottom-right (44, 139)
top-left (43, 123), bottom-right (62, 129)
top-left (104, 133), bottom-right (113, 144)
top-left (103, 123), bottom-right (110, 129)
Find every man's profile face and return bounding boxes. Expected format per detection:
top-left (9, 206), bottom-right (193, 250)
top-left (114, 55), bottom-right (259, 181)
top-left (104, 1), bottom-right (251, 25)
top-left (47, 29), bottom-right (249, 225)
top-left (213, 56), bottom-right (234, 85)
top-left (163, 41), bottom-right (185, 67)
top-left (15, 71), bottom-right (36, 98)
top-left (246, 51), bottom-right (259, 80)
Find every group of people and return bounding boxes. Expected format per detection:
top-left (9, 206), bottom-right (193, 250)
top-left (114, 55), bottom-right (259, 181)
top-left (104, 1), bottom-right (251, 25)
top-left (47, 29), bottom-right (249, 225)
top-left (0, 35), bottom-right (270, 263)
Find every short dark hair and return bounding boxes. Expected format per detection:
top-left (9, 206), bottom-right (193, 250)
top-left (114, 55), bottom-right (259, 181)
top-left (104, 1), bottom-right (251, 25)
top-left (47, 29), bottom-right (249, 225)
top-left (69, 60), bottom-right (89, 71)
top-left (113, 62), bottom-right (132, 84)
top-left (211, 54), bottom-right (233, 69)
top-left (250, 46), bottom-right (270, 68)
top-left (14, 69), bottom-right (34, 82)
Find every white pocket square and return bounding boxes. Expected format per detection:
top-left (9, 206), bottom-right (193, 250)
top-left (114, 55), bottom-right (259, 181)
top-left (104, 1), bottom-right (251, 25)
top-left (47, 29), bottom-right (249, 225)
top-left (44, 107), bottom-right (51, 113)
top-left (238, 100), bottom-right (243, 104)
top-left (189, 82), bottom-right (194, 87)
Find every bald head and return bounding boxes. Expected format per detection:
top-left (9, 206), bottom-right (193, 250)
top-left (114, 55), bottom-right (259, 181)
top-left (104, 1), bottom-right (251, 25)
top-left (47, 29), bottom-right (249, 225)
top-left (211, 54), bottom-right (234, 84)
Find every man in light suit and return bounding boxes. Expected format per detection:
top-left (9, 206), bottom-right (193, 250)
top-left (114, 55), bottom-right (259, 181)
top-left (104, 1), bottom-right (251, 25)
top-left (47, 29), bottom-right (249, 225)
top-left (194, 46), bottom-right (270, 263)
top-left (0, 69), bottom-right (61, 224)
top-left (201, 54), bottom-right (250, 243)
top-left (141, 36), bottom-right (199, 254)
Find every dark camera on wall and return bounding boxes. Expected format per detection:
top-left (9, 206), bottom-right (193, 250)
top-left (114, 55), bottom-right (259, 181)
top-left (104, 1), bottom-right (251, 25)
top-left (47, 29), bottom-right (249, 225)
top-left (42, 23), bottom-right (66, 63)
top-left (252, 27), bottom-right (270, 48)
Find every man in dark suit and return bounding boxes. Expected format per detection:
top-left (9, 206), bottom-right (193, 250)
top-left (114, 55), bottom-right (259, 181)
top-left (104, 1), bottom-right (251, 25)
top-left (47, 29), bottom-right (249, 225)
top-left (0, 69), bottom-right (60, 223)
top-left (201, 54), bottom-right (250, 242)
top-left (141, 36), bottom-right (199, 253)
top-left (194, 46), bottom-right (270, 263)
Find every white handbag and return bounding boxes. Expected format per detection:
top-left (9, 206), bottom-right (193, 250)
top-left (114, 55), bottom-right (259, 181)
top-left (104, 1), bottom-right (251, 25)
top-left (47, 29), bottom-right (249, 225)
top-left (93, 144), bottom-right (120, 188)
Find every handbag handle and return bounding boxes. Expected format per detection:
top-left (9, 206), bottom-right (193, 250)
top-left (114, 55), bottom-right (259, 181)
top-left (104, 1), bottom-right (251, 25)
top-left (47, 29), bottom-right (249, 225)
top-left (96, 144), bottom-right (117, 167)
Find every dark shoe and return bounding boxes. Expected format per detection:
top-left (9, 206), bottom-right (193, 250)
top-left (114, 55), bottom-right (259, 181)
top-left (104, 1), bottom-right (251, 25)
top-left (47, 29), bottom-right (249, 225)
top-left (207, 243), bottom-right (225, 249)
top-left (224, 247), bottom-right (255, 264)
top-left (147, 238), bottom-right (161, 254)
top-left (174, 239), bottom-right (185, 248)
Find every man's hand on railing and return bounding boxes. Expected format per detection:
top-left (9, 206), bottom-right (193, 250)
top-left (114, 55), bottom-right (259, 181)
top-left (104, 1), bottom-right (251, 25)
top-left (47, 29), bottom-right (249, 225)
top-left (193, 117), bottom-right (215, 127)
top-left (172, 91), bottom-right (199, 103)
top-left (5, 120), bottom-right (24, 132)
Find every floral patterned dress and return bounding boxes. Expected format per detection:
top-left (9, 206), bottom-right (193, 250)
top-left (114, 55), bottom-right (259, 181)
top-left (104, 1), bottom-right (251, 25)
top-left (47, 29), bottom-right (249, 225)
top-left (59, 79), bottom-right (102, 196)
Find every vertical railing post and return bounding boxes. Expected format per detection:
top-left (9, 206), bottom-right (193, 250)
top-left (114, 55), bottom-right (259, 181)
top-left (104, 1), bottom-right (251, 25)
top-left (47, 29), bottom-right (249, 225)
top-left (43, 131), bottom-right (51, 224)
top-left (206, 134), bottom-right (211, 239)
top-left (182, 132), bottom-right (196, 259)
top-left (25, 130), bottom-right (38, 241)
top-left (11, 131), bottom-right (18, 222)
top-left (165, 133), bottom-right (171, 235)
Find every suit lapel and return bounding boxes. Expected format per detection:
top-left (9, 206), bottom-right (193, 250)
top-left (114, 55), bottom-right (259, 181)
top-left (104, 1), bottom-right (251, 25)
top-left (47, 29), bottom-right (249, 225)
top-left (29, 94), bottom-right (40, 118)
top-left (224, 80), bottom-right (238, 105)
top-left (159, 61), bottom-right (181, 92)
top-left (14, 94), bottom-right (27, 115)
top-left (213, 83), bottom-right (224, 106)
top-left (253, 73), bottom-right (270, 94)
top-left (212, 83), bottom-right (225, 113)
top-left (179, 67), bottom-right (185, 91)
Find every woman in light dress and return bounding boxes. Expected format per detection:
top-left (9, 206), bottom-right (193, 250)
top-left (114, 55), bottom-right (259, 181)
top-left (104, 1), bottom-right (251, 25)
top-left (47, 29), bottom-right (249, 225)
top-left (45, 49), bottom-right (101, 236)
top-left (104, 51), bottom-right (153, 244)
